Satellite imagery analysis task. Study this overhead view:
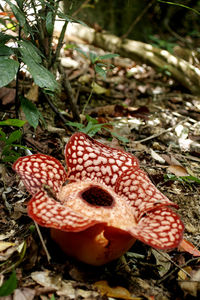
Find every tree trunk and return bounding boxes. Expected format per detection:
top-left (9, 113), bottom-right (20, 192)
top-left (68, 24), bottom-right (200, 95)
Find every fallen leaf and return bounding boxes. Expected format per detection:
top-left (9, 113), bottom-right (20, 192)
top-left (179, 269), bottom-right (200, 297)
top-left (150, 149), bottom-right (165, 164)
top-left (93, 280), bottom-right (142, 300)
top-left (92, 82), bottom-right (109, 95)
top-left (31, 271), bottom-right (61, 290)
top-left (0, 242), bottom-right (15, 252)
top-left (161, 154), bottom-right (182, 166)
top-left (167, 165), bottom-right (189, 177)
top-left (58, 281), bottom-right (99, 298)
top-left (0, 87), bottom-right (16, 105)
top-left (151, 249), bottom-right (171, 277)
top-left (178, 266), bottom-right (192, 280)
top-left (13, 288), bottom-right (35, 300)
top-left (178, 239), bottom-right (200, 257)
top-left (25, 85), bottom-right (39, 102)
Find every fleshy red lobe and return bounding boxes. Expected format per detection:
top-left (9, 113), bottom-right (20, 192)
top-left (65, 132), bottom-right (139, 187)
top-left (13, 154), bottom-right (67, 195)
top-left (28, 190), bottom-right (98, 231)
top-left (128, 206), bottom-right (184, 249)
top-left (115, 168), bottom-right (178, 221)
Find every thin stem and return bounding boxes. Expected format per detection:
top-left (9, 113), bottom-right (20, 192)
top-left (51, 21), bottom-right (68, 67)
top-left (58, 64), bottom-right (80, 122)
top-left (34, 221), bottom-right (51, 263)
top-left (47, 0), bottom-right (60, 68)
top-left (81, 78), bottom-right (95, 118)
top-left (15, 26), bottom-right (22, 118)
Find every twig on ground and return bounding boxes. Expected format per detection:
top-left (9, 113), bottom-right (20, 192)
top-left (34, 221), bottom-right (51, 263)
top-left (133, 118), bottom-right (188, 144)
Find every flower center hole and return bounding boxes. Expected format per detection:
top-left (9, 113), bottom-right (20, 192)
top-left (81, 186), bottom-right (113, 207)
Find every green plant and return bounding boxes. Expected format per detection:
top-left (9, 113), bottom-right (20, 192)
top-left (0, 270), bottom-right (17, 297)
top-left (0, 0), bottom-right (85, 120)
top-left (66, 115), bottom-right (129, 143)
top-left (164, 174), bottom-right (200, 185)
top-left (75, 48), bottom-right (119, 79)
top-left (149, 35), bottom-right (176, 53)
top-left (0, 118), bottom-right (30, 162)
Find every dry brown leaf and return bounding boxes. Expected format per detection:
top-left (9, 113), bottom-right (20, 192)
top-left (0, 87), bottom-right (16, 105)
top-left (13, 288), bottom-right (35, 300)
top-left (160, 154), bottom-right (182, 166)
top-left (150, 149), bottom-right (165, 164)
top-left (167, 165), bottom-right (188, 177)
top-left (179, 269), bottom-right (200, 297)
top-left (0, 242), bottom-right (15, 252)
top-left (178, 266), bottom-right (193, 280)
top-left (25, 85), bottom-right (39, 102)
top-left (93, 280), bottom-right (142, 300)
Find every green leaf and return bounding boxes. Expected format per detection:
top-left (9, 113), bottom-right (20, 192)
top-left (57, 12), bottom-right (88, 26)
top-left (0, 270), bottom-right (17, 296)
top-left (110, 131), bottom-right (129, 143)
top-left (46, 11), bottom-right (54, 35)
top-left (22, 57), bottom-right (58, 91)
top-left (66, 121), bottom-right (84, 130)
top-left (75, 48), bottom-right (88, 59)
top-left (89, 52), bottom-right (98, 64)
top-left (2, 153), bottom-right (20, 162)
top-left (0, 45), bottom-right (14, 56)
top-left (64, 44), bottom-right (76, 50)
top-left (0, 58), bottom-right (19, 88)
top-left (7, 130), bottom-right (22, 144)
top-left (0, 128), bottom-right (7, 141)
top-left (158, 1), bottom-right (200, 16)
top-left (18, 40), bottom-right (43, 64)
top-left (5, 0), bottom-right (26, 26)
top-left (94, 64), bottom-right (107, 79)
top-left (98, 53), bottom-right (119, 60)
top-left (0, 119), bottom-right (26, 127)
top-left (20, 97), bottom-right (40, 129)
top-left (0, 32), bottom-right (14, 44)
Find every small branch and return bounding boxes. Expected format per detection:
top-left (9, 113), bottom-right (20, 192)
top-left (44, 93), bottom-right (68, 125)
top-left (34, 221), bottom-right (51, 263)
top-left (121, 0), bottom-right (155, 39)
top-left (58, 64), bottom-right (80, 122)
top-left (72, 0), bottom-right (90, 17)
top-left (133, 118), bottom-right (188, 144)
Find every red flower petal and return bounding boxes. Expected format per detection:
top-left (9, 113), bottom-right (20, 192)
top-left (65, 132), bottom-right (139, 187)
top-left (13, 154), bottom-right (67, 195)
top-left (28, 190), bottom-right (98, 231)
top-left (128, 206), bottom-right (184, 249)
top-left (115, 169), bottom-right (178, 221)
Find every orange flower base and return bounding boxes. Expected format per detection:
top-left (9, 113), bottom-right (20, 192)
top-left (51, 224), bottom-right (136, 266)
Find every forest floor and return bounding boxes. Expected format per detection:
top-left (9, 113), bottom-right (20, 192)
top-left (0, 40), bottom-right (200, 300)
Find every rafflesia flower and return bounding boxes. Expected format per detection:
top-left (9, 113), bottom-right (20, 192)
top-left (13, 132), bottom-right (184, 266)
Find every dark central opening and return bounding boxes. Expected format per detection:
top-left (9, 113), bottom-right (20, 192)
top-left (81, 186), bottom-right (113, 207)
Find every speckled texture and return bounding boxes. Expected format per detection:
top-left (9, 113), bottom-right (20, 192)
top-left (13, 132), bottom-right (184, 251)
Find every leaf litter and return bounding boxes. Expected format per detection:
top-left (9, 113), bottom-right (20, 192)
top-left (0, 40), bottom-right (200, 300)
